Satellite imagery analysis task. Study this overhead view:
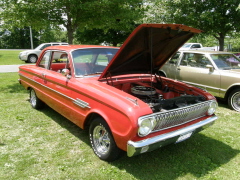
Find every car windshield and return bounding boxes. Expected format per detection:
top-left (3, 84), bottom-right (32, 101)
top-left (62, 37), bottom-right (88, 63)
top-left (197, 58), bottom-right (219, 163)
top-left (210, 54), bottom-right (240, 70)
top-left (182, 44), bottom-right (191, 48)
top-left (72, 48), bottom-right (118, 77)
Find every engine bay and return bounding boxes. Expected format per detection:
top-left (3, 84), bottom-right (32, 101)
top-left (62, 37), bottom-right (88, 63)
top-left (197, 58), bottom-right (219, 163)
top-left (110, 75), bottom-right (206, 112)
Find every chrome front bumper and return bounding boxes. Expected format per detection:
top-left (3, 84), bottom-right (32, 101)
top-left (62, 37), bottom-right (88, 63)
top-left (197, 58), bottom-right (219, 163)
top-left (127, 115), bottom-right (217, 157)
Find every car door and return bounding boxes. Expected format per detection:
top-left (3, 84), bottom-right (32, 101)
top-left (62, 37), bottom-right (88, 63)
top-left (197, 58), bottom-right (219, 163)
top-left (41, 51), bottom-right (75, 110)
top-left (175, 52), bottom-right (221, 97)
top-left (40, 50), bottom-right (90, 127)
top-left (160, 52), bottom-right (181, 79)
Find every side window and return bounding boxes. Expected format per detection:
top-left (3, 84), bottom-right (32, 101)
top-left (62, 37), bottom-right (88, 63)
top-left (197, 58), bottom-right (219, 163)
top-left (180, 53), bottom-right (194, 66)
top-left (49, 51), bottom-right (69, 73)
top-left (40, 44), bottom-right (51, 50)
top-left (195, 55), bottom-right (211, 68)
top-left (180, 53), bottom-right (211, 68)
top-left (39, 51), bottom-right (51, 68)
top-left (192, 44), bottom-right (201, 48)
top-left (169, 52), bottom-right (180, 64)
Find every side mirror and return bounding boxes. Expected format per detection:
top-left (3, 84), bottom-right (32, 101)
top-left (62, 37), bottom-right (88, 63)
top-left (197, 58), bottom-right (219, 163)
top-left (61, 68), bottom-right (71, 78)
top-left (206, 65), bottom-right (214, 72)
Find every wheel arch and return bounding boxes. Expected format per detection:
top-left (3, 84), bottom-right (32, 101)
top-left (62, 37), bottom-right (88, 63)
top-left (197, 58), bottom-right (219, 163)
top-left (83, 110), bottom-right (132, 151)
top-left (158, 70), bottom-right (167, 77)
top-left (83, 112), bottom-right (102, 130)
top-left (27, 53), bottom-right (38, 58)
top-left (224, 85), bottom-right (240, 100)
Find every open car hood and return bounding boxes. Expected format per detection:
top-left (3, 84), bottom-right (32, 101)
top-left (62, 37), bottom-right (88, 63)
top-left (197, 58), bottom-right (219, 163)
top-left (99, 24), bottom-right (201, 80)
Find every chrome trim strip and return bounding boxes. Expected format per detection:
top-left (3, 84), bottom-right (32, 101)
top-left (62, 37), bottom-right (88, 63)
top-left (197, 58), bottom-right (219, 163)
top-left (19, 73), bottom-right (90, 109)
top-left (182, 80), bottom-right (223, 91)
top-left (73, 98), bottom-right (91, 108)
top-left (127, 115), bottom-right (217, 157)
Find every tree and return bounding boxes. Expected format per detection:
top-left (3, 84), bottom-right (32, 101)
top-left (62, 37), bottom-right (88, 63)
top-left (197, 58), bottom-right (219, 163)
top-left (149, 0), bottom-right (240, 51)
top-left (0, 27), bottom-right (36, 49)
top-left (75, 22), bottom-right (138, 46)
top-left (1, 0), bottom-right (144, 44)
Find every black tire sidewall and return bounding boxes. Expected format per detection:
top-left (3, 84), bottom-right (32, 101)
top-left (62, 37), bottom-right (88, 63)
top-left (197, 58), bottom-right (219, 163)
top-left (29, 88), bottom-right (44, 109)
top-left (228, 88), bottom-right (240, 111)
top-left (89, 118), bottom-right (121, 161)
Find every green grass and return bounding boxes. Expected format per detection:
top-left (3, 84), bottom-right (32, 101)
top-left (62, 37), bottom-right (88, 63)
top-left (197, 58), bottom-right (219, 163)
top-left (0, 73), bottom-right (240, 180)
top-left (0, 50), bottom-right (25, 65)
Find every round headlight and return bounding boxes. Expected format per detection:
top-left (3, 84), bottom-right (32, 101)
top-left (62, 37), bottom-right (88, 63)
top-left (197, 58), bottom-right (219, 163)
top-left (207, 101), bottom-right (218, 115)
top-left (138, 117), bottom-right (156, 137)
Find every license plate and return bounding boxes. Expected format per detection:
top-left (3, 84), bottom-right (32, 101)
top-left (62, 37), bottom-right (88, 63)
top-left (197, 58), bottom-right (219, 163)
top-left (176, 132), bottom-right (192, 143)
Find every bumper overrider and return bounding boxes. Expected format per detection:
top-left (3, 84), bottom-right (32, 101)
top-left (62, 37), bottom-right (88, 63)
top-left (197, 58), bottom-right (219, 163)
top-left (127, 115), bottom-right (217, 157)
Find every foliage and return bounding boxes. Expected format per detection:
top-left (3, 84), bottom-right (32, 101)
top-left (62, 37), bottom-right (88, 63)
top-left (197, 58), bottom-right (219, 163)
top-left (75, 22), bottom-right (138, 46)
top-left (0, 26), bottom-right (39, 49)
top-left (0, 26), bottom-right (67, 49)
top-left (0, 73), bottom-right (240, 179)
top-left (147, 0), bottom-right (240, 51)
top-left (0, 0), bottom-right (144, 44)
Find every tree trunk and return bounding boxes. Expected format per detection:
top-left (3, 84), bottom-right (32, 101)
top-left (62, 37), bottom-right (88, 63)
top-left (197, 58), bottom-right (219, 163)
top-left (218, 34), bottom-right (225, 51)
top-left (67, 28), bottom-right (74, 45)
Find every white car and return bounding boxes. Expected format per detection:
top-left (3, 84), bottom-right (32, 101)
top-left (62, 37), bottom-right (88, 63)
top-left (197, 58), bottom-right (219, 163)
top-left (19, 42), bottom-right (69, 63)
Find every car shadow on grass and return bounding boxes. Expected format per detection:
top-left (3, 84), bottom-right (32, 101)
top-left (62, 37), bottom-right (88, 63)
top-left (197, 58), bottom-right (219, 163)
top-left (39, 105), bottom-right (90, 145)
top-left (0, 82), bottom-right (27, 94)
top-left (113, 134), bottom-right (239, 179)
top-left (38, 103), bottom-right (239, 180)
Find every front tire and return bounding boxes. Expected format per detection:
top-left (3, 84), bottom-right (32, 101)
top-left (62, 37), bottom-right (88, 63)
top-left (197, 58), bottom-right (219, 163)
top-left (228, 88), bottom-right (240, 111)
top-left (89, 117), bottom-right (122, 161)
top-left (29, 88), bottom-right (44, 109)
top-left (158, 71), bottom-right (166, 77)
top-left (27, 55), bottom-right (38, 63)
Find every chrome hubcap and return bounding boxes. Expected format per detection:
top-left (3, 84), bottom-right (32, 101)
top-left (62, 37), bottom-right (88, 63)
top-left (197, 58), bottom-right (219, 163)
top-left (232, 92), bottom-right (240, 111)
top-left (30, 90), bottom-right (37, 106)
top-left (93, 125), bottom-right (110, 155)
top-left (30, 56), bottom-right (37, 63)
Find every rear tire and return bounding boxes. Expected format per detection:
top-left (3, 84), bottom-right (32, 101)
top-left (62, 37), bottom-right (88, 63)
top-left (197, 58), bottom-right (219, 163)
top-left (228, 88), bottom-right (240, 111)
top-left (89, 117), bottom-right (122, 161)
top-left (29, 88), bottom-right (44, 109)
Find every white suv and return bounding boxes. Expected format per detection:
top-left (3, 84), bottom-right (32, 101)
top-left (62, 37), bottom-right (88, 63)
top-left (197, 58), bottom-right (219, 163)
top-left (19, 42), bottom-right (69, 63)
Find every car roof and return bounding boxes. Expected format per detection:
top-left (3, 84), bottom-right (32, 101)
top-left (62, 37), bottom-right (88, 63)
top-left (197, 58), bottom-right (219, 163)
top-left (44, 45), bottom-right (119, 52)
top-left (179, 50), bottom-right (233, 54)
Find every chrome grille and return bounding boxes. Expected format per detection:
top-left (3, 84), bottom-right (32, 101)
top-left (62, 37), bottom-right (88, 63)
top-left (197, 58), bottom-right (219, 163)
top-left (152, 100), bottom-right (212, 132)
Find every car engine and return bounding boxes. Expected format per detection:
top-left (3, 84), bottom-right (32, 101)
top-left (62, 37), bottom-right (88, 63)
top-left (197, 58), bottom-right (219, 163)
top-left (130, 84), bottom-right (205, 113)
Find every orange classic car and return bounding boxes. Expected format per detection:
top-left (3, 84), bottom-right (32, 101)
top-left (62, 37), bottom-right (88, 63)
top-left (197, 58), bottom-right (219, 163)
top-left (18, 24), bottom-right (217, 161)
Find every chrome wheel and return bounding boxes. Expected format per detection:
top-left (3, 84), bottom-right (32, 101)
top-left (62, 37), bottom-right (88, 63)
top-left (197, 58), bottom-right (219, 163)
top-left (228, 88), bottom-right (240, 111)
top-left (89, 118), bottom-right (122, 161)
top-left (30, 89), bottom-right (37, 107)
top-left (92, 125), bottom-right (110, 155)
top-left (29, 88), bottom-right (44, 109)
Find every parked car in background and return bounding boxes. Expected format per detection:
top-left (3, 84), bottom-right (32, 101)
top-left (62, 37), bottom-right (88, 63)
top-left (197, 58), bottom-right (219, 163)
top-left (19, 42), bottom-right (69, 63)
top-left (234, 53), bottom-right (240, 58)
top-left (179, 43), bottom-right (217, 51)
top-left (159, 50), bottom-right (240, 111)
top-left (19, 24), bottom-right (217, 161)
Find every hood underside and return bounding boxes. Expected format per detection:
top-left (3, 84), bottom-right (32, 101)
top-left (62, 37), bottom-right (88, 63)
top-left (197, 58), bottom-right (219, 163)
top-left (99, 24), bottom-right (201, 80)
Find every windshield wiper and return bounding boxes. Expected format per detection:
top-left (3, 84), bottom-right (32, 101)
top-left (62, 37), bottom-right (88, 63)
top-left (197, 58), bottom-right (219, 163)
top-left (222, 67), bottom-right (232, 70)
top-left (84, 72), bottom-right (102, 76)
